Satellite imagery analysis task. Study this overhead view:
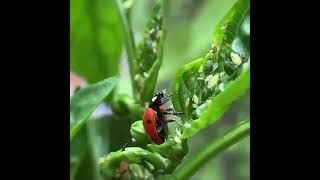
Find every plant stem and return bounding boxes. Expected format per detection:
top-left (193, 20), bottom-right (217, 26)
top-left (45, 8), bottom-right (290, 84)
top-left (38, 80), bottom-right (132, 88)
top-left (99, 147), bottom-right (174, 178)
top-left (173, 119), bottom-right (250, 179)
top-left (112, 0), bottom-right (137, 96)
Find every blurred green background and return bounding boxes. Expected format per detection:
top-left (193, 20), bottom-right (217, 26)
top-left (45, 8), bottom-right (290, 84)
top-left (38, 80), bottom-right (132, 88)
top-left (71, 0), bottom-right (249, 179)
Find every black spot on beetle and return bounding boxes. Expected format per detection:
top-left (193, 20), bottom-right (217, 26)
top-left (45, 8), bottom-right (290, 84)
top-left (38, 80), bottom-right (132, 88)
top-left (147, 120), bottom-right (151, 124)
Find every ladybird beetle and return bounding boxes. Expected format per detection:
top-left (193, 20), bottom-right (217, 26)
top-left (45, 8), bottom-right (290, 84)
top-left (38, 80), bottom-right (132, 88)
top-left (143, 90), bottom-right (183, 144)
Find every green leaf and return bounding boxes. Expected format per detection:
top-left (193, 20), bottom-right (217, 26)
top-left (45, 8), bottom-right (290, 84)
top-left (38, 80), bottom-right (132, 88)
top-left (70, 0), bottom-right (122, 83)
top-left (173, 119), bottom-right (250, 179)
top-left (130, 120), bottom-right (151, 146)
top-left (70, 76), bottom-right (119, 142)
top-left (213, 0), bottom-right (250, 46)
top-left (133, 0), bottom-right (166, 103)
top-left (171, 0), bottom-right (250, 138)
top-left (182, 67), bottom-right (249, 139)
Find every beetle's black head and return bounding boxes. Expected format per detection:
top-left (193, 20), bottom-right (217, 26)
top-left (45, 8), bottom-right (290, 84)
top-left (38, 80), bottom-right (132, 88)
top-left (149, 89), bottom-right (166, 108)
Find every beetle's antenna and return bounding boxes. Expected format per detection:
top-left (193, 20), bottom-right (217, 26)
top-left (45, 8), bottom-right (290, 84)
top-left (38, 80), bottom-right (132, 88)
top-left (166, 93), bottom-right (173, 98)
top-left (161, 93), bottom-right (173, 104)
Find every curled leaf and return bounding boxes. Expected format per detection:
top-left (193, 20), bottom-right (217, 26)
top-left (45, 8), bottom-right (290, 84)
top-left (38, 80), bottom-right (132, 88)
top-left (134, 0), bottom-right (166, 103)
top-left (171, 0), bottom-right (250, 138)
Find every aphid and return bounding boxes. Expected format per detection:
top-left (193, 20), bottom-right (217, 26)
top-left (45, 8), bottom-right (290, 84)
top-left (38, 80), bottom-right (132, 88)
top-left (192, 95), bottom-right (199, 105)
top-left (230, 52), bottom-right (242, 66)
top-left (198, 65), bottom-right (204, 73)
top-left (205, 74), bottom-right (219, 89)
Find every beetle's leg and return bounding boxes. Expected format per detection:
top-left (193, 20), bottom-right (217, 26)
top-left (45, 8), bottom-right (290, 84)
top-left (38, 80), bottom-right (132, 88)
top-left (156, 125), bottom-right (163, 132)
top-left (173, 112), bottom-right (184, 116)
top-left (164, 107), bottom-right (184, 116)
top-left (156, 119), bottom-right (164, 132)
top-left (167, 119), bottom-right (183, 127)
top-left (164, 111), bottom-right (183, 116)
top-left (121, 142), bottom-right (129, 151)
top-left (164, 107), bottom-right (183, 114)
top-left (164, 107), bottom-right (174, 111)
top-left (158, 125), bottom-right (168, 142)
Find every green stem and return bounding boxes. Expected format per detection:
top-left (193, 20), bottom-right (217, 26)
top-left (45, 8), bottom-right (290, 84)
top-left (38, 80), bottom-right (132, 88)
top-left (173, 119), bottom-right (250, 179)
top-left (99, 147), bottom-right (173, 178)
top-left (112, 0), bottom-right (137, 96)
top-left (70, 160), bottom-right (80, 180)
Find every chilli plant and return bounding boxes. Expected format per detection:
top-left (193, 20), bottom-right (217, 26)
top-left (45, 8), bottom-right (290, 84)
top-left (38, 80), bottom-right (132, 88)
top-left (70, 0), bottom-right (250, 179)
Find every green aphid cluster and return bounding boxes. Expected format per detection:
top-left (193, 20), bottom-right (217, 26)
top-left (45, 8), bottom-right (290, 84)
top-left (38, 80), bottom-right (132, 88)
top-left (183, 13), bottom-right (250, 120)
top-left (135, 1), bottom-right (163, 83)
top-left (138, 11), bottom-right (162, 72)
top-left (220, 13), bottom-right (250, 81)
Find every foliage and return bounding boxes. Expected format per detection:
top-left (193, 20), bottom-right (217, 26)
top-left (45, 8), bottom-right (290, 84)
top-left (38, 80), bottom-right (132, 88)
top-left (70, 76), bottom-right (119, 141)
top-left (70, 0), bottom-right (250, 179)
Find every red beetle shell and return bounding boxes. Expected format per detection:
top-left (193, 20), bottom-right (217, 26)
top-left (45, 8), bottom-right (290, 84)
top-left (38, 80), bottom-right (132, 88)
top-left (143, 105), bottom-right (167, 144)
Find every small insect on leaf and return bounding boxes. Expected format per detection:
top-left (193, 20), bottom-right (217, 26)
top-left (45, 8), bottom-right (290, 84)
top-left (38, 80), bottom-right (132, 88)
top-left (205, 74), bottom-right (219, 89)
top-left (230, 52), bottom-right (242, 66)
